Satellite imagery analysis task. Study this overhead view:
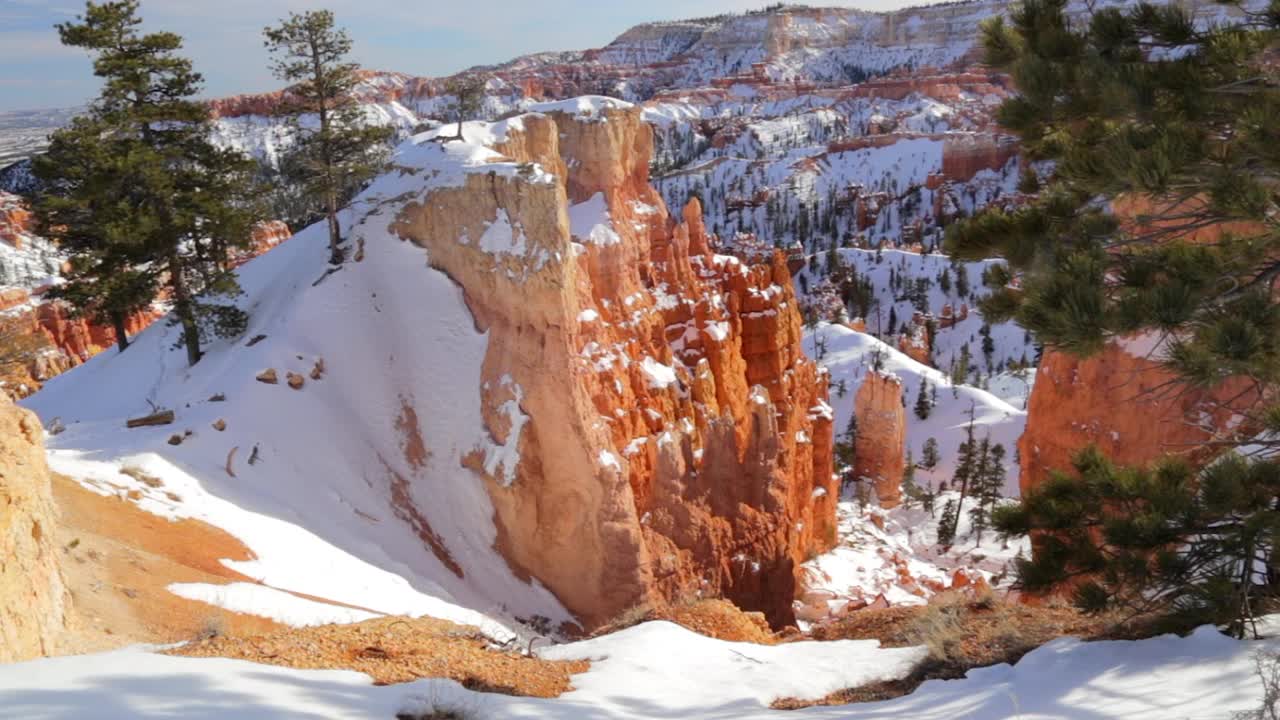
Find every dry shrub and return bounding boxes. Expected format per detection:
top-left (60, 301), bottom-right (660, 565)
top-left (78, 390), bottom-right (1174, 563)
top-left (194, 614), bottom-right (226, 642)
top-left (907, 591), bottom-right (968, 662)
top-left (596, 602), bottom-right (656, 636)
top-left (120, 466), bottom-right (163, 488)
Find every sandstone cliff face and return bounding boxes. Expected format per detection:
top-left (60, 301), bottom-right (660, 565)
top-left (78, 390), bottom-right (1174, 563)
top-left (391, 104), bottom-right (835, 628)
top-left (0, 393), bottom-right (69, 662)
top-left (852, 370), bottom-right (906, 507)
top-left (1019, 342), bottom-right (1258, 497)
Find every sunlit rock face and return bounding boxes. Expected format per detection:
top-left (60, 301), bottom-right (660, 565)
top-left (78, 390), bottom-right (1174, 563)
top-left (389, 103), bottom-right (835, 628)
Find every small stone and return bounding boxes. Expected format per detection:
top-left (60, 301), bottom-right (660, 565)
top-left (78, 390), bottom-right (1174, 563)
top-left (310, 357), bottom-right (325, 380)
top-left (256, 368), bottom-right (278, 384)
top-left (286, 372), bottom-right (305, 390)
top-left (166, 434), bottom-right (183, 446)
top-left (212, 419), bottom-right (226, 432)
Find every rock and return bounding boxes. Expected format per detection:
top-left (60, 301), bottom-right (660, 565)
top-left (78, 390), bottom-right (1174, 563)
top-left (391, 104), bottom-right (835, 629)
top-left (310, 357), bottom-right (325, 380)
top-left (167, 434), bottom-right (184, 446)
top-left (0, 394), bottom-right (70, 662)
top-left (212, 419), bottom-right (226, 432)
top-left (286, 372), bottom-right (305, 390)
top-left (256, 368), bottom-right (278, 384)
top-left (853, 370), bottom-right (906, 508)
top-left (1019, 341), bottom-right (1258, 499)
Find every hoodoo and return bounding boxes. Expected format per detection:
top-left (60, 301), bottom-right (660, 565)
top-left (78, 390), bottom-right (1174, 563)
top-left (390, 100), bottom-right (836, 628)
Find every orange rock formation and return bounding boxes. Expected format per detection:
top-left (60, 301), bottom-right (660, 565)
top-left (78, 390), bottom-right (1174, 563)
top-left (0, 393), bottom-right (70, 661)
top-left (852, 370), bottom-right (906, 507)
top-left (390, 105), bottom-right (835, 629)
top-left (1019, 341), bottom-right (1258, 498)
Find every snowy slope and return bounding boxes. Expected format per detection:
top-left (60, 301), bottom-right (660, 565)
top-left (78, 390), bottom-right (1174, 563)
top-left (801, 247), bottom-right (1038, 378)
top-left (0, 621), bottom-right (1270, 719)
top-left (22, 131), bottom-right (574, 634)
top-left (805, 322), bottom-right (1026, 496)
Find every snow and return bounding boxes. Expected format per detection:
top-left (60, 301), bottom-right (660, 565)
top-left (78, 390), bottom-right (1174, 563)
top-left (528, 95), bottom-right (634, 120)
top-left (167, 582), bottom-right (380, 627)
top-left (0, 621), bottom-right (1274, 719)
top-left (598, 449), bottom-right (621, 471)
top-left (568, 192), bottom-right (622, 246)
top-left (23, 126), bottom-right (573, 635)
top-left (807, 322), bottom-right (1026, 496)
top-left (804, 497), bottom-right (1031, 613)
top-left (639, 356), bottom-right (678, 390)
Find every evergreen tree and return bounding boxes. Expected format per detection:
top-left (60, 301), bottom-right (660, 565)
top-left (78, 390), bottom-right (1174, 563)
top-left (994, 448), bottom-right (1280, 638)
top-left (921, 437), bottom-right (941, 471)
top-left (33, 116), bottom-right (156, 352)
top-left (902, 450), bottom-right (920, 508)
top-left (969, 439), bottom-right (1007, 544)
top-left (939, 407), bottom-right (979, 547)
top-left (948, 0), bottom-right (1280, 634)
top-left (45, 0), bottom-right (261, 366)
top-left (445, 74), bottom-right (488, 141)
top-left (265, 10), bottom-right (393, 265)
top-left (914, 379), bottom-right (933, 420)
top-left (834, 411), bottom-right (858, 492)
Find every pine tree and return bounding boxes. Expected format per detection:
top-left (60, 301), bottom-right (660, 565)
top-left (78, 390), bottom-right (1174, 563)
top-left (264, 10), bottom-right (393, 265)
top-left (445, 74), bottom-right (488, 141)
top-left (901, 450), bottom-right (920, 508)
top-left (834, 411), bottom-right (858, 493)
top-left (914, 379), bottom-right (933, 420)
top-left (938, 407), bottom-right (979, 547)
top-left (921, 437), bottom-right (940, 471)
top-left (33, 116), bottom-right (156, 352)
top-left (995, 448), bottom-right (1280, 638)
top-left (948, 0), bottom-right (1280, 634)
top-left (46, 0), bottom-right (261, 366)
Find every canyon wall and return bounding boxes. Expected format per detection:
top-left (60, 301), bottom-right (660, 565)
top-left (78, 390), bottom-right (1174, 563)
top-left (1019, 341), bottom-right (1258, 496)
top-left (390, 104), bottom-right (835, 628)
top-left (0, 393), bottom-right (69, 662)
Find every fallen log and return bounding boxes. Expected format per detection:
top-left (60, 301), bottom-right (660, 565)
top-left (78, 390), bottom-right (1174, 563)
top-left (125, 410), bottom-right (175, 428)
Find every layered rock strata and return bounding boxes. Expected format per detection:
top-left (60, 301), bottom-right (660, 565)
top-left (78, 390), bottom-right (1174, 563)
top-left (391, 103), bottom-right (836, 628)
top-left (852, 370), bottom-right (906, 507)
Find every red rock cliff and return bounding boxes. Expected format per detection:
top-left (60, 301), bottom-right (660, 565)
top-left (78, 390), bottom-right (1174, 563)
top-left (391, 104), bottom-right (835, 629)
top-left (1019, 341), bottom-right (1258, 497)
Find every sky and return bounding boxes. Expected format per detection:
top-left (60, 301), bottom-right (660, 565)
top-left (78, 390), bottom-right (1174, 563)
top-left (0, 0), bottom-right (934, 112)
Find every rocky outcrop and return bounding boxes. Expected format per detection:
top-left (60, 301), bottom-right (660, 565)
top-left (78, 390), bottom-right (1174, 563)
top-left (0, 393), bottom-right (69, 661)
top-left (390, 103), bottom-right (835, 629)
top-left (0, 192), bottom-right (32, 247)
top-left (1019, 341), bottom-right (1259, 497)
top-left (852, 370), bottom-right (906, 507)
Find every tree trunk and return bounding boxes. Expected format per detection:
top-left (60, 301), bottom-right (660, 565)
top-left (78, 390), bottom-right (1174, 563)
top-left (111, 313), bottom-right (130, 353)
top-left (326, 190), bottom-right (342, 265)
top-left (169, 249), bottom-right (202, 366)
top-left (456, 118), bottom-right (464, 141)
